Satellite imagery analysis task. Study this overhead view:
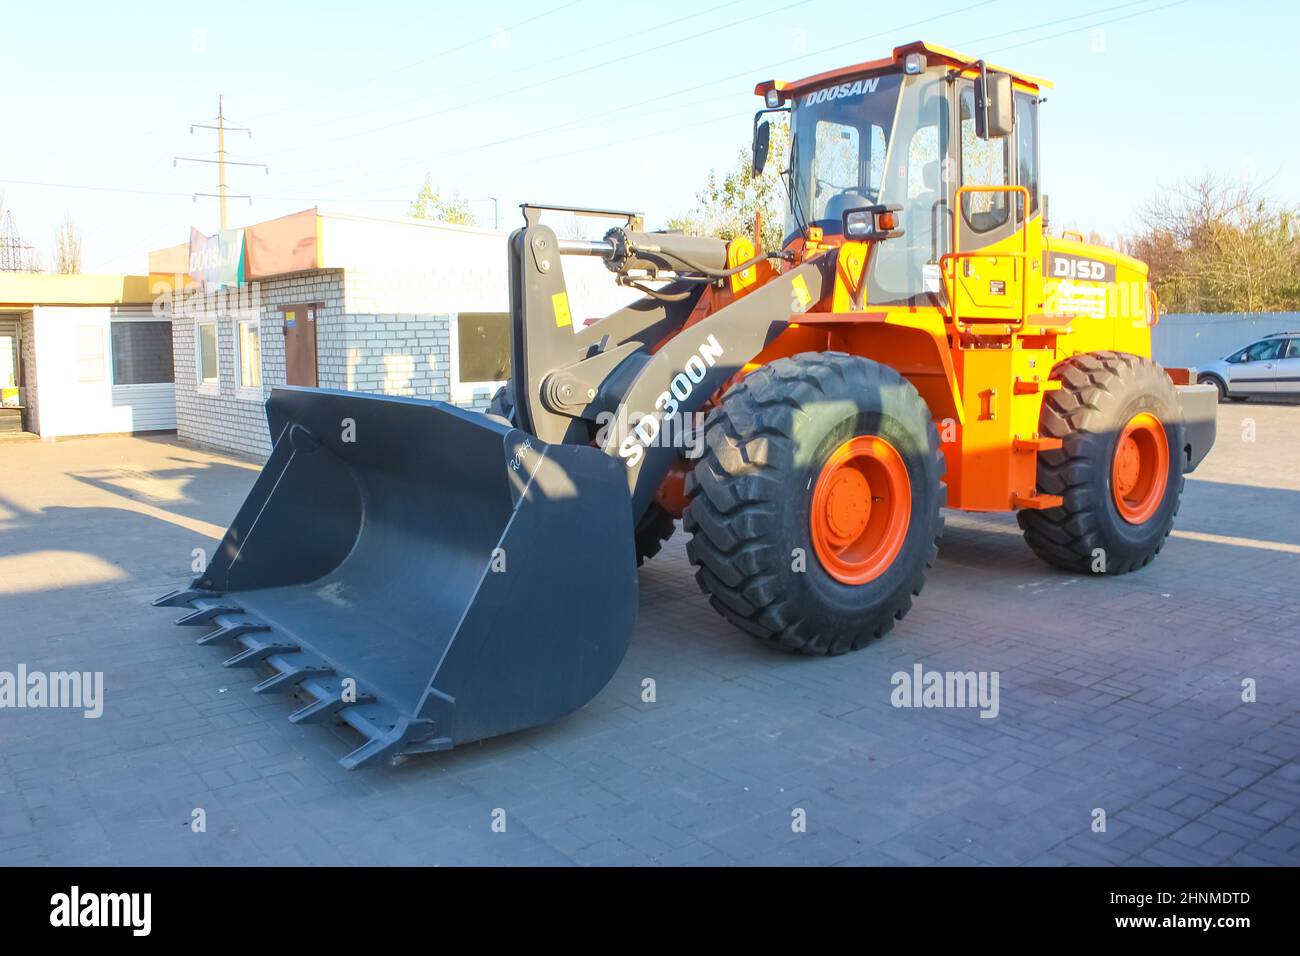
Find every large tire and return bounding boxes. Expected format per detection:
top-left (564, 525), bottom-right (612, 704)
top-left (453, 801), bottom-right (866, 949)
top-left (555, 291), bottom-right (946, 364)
top-left (485, 382), bottom-right (515, 422)
top-left (633, 506), bottom-right (677, 567)
top-left (486, 382), bottom-right (676, 565)
top-left (1018, 351), bottom-right (1185, 574)
top-left (683, 352), bottom-right (945, 655)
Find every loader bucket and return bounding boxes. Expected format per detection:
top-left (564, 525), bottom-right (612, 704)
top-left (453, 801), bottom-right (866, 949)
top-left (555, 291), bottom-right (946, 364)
top-left (155, 387), bottom-right (637, 769)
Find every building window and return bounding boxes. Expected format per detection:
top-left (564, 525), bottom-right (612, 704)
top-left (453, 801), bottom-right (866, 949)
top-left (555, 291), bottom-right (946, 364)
top-left (75, 325), bottom-right (106, 383)
top-left (235, 316), bottom-right (261, 393)
top-left (111, 321), bottom-right (174, 385)
top-left (453, 312), bottom-right (511, 401)
top-left (197, 321), bottom-right (219, 387)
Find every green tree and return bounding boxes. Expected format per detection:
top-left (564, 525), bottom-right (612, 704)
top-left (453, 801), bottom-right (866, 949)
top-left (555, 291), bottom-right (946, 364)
top-left (667, 117), bottom-right (791, 251)
top-left (409, 176), bottom-right (477, 226)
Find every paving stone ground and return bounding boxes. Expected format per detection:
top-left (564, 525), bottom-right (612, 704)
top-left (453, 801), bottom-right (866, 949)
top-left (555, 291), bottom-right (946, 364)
top-left (1, 402), bottom-right (1297, 866)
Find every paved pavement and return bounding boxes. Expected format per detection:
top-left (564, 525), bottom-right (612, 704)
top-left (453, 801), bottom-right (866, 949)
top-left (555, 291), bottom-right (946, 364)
top-left (1, 403), bottom-right (1297, 866)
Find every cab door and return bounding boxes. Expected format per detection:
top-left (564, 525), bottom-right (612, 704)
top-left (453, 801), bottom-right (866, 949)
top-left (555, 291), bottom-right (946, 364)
top-left (945, 80), bottom-right (1033, 324)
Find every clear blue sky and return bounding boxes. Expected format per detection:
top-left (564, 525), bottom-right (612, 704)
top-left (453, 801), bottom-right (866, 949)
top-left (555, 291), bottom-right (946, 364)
top-left (2, 0), bottom-right (1296, 272)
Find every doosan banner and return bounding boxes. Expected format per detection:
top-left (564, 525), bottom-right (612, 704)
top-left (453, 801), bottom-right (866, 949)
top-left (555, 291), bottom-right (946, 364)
top-left (188, 226), bottom-right (246, 291)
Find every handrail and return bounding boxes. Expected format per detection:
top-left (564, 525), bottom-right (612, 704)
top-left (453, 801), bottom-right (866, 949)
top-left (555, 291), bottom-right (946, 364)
top-left (944, 184), bottom-right (1032, 333)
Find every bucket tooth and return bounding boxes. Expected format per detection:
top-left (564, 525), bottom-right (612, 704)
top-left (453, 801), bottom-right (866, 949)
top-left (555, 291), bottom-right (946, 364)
top-left (176, 602), bottom-right (243, 626)
top-left (289, 678), bottom-right (375, 724)
top-left (253, 658), bottom-right (334, 695)
top-left (196, 621), bottom-right (270, 646)
top-left (153, 588), bottom-right (214, 609)
top-left (337, 713), bottom-right (425, 771)
top-left (224, 637), bottom-right (299, 668)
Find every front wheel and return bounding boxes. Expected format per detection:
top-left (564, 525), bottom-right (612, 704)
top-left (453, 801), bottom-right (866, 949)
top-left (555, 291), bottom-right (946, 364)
top-left (1019, 351), bottom-right (1185, 574)
top-left (684, 352), bottom-right (945, 655)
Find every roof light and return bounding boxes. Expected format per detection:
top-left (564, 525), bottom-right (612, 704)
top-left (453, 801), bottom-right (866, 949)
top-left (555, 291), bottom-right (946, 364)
top-left (764, 88), bottom-right (782, 109)
top-left (903, 52), bottom-right (926, 75)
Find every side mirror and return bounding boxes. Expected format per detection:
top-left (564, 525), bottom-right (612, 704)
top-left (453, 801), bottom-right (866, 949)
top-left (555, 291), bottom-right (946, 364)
top-left (974, 68), bottom-right (1014, 139)
top-left (753, 120), bottom-right (771, 176)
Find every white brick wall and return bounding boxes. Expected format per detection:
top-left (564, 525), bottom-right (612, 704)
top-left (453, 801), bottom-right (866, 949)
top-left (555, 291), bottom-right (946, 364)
top-left (171, 269), bottom-right (466, 460)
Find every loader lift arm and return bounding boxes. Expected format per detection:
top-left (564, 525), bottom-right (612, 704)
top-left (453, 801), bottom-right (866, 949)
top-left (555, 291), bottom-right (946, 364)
top-left (507, 218), bottom-right (838, 517)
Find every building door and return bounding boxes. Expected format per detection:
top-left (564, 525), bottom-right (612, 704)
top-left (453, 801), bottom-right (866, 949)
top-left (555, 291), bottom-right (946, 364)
top-left (283, 303), bottom-right (320, 387)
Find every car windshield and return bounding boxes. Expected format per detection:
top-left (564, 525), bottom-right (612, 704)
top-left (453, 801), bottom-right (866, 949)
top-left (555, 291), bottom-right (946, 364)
top-left (784, 72), bottom-right (904, 244)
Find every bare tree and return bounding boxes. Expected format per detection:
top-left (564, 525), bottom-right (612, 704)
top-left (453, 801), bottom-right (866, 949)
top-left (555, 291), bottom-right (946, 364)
top-left (1125, 176), bottom-right (1300, 313)
top-left (54, 213), bottom-right (83, 274)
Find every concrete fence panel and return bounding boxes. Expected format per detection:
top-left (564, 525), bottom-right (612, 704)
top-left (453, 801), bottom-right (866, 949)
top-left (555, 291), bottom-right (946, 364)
top-left (1152, 312), bottom-right (1300, 369)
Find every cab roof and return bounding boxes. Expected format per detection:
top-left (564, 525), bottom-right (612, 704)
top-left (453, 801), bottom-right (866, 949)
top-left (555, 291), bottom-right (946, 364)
top-left (754, 40), bottom-right (1053, 99)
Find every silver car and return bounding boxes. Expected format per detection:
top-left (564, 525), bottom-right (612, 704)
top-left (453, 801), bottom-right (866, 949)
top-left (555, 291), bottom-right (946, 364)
top-left (1196, 332), bottom-right (1300, 402)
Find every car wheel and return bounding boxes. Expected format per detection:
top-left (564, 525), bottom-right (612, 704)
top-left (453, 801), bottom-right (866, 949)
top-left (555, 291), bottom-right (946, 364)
top-left (1197, 374), bottom-right (1227, 403)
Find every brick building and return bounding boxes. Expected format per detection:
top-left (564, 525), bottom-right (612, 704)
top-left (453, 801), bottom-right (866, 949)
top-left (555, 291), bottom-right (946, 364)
top-left (151, 208), bottom-right (634, 459)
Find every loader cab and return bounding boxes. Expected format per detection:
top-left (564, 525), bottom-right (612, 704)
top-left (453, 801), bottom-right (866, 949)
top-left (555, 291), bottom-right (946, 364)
top-left (774, 53), bottom-right (1043, 309)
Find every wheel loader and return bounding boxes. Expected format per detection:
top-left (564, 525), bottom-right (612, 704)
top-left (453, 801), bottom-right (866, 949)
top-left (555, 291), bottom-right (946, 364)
top-left (156, 40), bottom-right (1217, 768)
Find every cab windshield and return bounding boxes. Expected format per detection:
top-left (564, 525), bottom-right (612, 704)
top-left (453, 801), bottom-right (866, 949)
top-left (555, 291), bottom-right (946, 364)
top-left (784, 73), bottom-right (903, 244)
top-left (784, 70), bottom-right (949, 305)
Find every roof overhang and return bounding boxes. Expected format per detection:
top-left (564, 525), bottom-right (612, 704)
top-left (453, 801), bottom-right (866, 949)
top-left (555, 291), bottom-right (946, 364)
top-left (0, 273), bottom-right (154, 309)
top-left (755, 40), bottom-right (1053, 100)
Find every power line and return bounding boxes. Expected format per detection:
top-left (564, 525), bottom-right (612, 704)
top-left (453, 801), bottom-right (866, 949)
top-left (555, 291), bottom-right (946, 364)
top-left (0, 179), bottom-right (193, 198)
top-left (959, 0), bottom-right (1173, 47)
top-left (246, 0), bottom-right (589, 122)
top-left (1, 0), bottom-right (1193, 209)
top-left (267, 0), bottom-right (754, 143)
top-left (267, 0), bottom-right (1000, 199)
top-left (983, 0), bottom-right (1191, 53)
top-left (275, 0), bottom-right (1182, 202)
top-left (260, 0), bottom-right (821, 161)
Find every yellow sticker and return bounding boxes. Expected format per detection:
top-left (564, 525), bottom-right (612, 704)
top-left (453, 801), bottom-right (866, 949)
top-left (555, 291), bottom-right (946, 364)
top-left (551, 291), bottom-right (572, 328)
top-left (791, 274), bottom-right (812, 311)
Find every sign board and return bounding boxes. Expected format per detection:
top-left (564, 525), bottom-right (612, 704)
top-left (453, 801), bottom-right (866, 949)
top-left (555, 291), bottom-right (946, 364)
top-left (188, 227), bottom-right (246, 291)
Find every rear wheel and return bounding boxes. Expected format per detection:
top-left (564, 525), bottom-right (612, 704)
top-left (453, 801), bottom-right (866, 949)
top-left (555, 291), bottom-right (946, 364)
top-left (684, 352), bottom-right (945, 655)
top-left (1019, 351), bottom-right (1185, 574)
top-left (486, 383), bottom-right (675, 565)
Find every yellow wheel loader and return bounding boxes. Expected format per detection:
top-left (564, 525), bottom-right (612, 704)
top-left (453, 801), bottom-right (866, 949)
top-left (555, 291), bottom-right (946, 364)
top-left (156, 41), bottom-right (1216, 767)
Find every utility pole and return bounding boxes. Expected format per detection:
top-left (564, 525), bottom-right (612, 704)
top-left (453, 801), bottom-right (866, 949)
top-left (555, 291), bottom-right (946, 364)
top-left (176, 95), bottom-right (268, 231)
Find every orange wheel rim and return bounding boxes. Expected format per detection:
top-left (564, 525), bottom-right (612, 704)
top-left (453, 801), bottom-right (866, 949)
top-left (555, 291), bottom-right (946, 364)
top-left (810, 435), bottom-right (911, 585)
top-left (1111, 412), bottom-right (1169, 524)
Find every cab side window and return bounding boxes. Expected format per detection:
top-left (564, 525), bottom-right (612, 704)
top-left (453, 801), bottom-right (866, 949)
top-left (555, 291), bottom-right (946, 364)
top-left (959, 87), bottom-right (1011, 232)
top-left (1015, 93), bottom-right (1039, 215)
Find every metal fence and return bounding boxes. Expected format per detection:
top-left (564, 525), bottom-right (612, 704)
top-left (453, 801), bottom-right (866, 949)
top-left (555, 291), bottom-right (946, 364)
top-left (1152, 313), bottom-right (1300, 370)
